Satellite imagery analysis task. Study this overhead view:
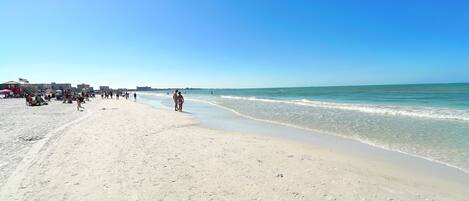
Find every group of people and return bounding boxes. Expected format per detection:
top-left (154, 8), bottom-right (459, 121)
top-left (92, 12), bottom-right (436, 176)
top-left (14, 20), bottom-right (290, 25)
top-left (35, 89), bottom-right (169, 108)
top-left (172, 90), bottom-right (184, 112)
top-left (101, 91), bottom-right (137, 101)
top-left (25, 95), bottom-right (48, 106)
top-left (25, 90), bottom-right (91, 108)
top-left (25, 88), bottom-right (185, 112)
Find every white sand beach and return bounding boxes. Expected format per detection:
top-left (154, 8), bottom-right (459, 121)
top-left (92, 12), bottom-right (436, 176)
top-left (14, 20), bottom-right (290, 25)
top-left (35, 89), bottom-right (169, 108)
top-left (0, 98), bottom-right (468, 201)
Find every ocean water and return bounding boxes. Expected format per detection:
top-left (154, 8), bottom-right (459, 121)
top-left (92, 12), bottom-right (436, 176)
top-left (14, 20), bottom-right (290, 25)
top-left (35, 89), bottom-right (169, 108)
top-left (140, 83), bottom-right (469, 173)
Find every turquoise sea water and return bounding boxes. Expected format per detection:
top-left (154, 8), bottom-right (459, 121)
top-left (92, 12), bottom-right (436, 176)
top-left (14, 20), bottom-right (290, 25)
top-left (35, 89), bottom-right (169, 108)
top-left (140, 83), bottom-right (469, 172)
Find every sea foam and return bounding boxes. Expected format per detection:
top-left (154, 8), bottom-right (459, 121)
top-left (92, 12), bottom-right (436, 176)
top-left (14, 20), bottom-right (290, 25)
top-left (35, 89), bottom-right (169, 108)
top-left (220, 95), bottom-right (469, 122)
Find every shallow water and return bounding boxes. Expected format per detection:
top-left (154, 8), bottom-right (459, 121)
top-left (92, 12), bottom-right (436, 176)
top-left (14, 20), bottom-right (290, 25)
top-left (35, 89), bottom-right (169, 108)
top-left (138, 83), bottom-right (469, 173)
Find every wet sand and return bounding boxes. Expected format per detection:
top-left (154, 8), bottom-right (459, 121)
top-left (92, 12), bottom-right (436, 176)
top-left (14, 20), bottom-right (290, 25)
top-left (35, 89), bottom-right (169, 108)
top-left (0, 98), bottom-right (468, 200)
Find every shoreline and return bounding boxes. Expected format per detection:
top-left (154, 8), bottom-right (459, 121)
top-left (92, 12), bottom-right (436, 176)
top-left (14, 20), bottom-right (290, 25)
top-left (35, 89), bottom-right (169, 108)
top-left (1, 98), bottom-right (468, 200)
top-left (203, 100), bottom-right (469, 176)
top-left (140, 93), bottom-right (469, 178)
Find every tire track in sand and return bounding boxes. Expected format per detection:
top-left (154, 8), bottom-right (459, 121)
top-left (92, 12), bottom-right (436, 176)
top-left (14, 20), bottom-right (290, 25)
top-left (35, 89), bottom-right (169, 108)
top-left (0, 111), bottom-right (93, 200)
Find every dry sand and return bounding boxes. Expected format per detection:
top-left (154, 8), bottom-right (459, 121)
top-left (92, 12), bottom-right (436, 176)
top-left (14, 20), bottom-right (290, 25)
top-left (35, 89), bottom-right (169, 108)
top-left (0, 98), bottom-right (468, 200)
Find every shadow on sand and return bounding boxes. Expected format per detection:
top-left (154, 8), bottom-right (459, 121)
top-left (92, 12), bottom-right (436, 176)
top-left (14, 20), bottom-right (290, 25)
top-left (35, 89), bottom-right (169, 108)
top-left (178, 111), bottom-right (192, 114)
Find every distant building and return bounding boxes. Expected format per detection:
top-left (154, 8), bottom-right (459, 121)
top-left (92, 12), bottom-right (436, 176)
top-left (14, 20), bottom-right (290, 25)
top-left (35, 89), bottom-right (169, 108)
top-left (117, 88), bottom-right (128, 93)
top-left (136, 86), bottom-right (152, 91)
top-left (51, 82), bottom-right (72, 90)
top-left (32, 82), bottom-right (72, 91)
top-left (0, 81), bottom-right (19, 89)
top-left (77, 83), bottom-right (90, 89)
top-left (99, 86), bottom-right (110, 92)
top-left (0, 81), bottom-right (22, 95)
top-left (29, 83), bottom-right (52, 91)
top-left (77, 83), bottom-right (91, 92)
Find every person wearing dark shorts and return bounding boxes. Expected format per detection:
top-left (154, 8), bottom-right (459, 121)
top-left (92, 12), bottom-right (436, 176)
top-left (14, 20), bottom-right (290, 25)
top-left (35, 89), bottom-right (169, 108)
top-left (172, 90), bottom-right (179, 111)
top-left (177, 92), bottom-right (184, 112)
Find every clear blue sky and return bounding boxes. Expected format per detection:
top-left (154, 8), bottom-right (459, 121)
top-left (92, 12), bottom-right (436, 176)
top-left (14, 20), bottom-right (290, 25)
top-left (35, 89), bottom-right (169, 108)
top-left (1, 0), bottom-right (468, 88)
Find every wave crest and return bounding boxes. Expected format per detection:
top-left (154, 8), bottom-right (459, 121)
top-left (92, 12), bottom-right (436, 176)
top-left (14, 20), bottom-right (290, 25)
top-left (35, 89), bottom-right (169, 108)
top-left (220, 95), bottom-right (469, 121)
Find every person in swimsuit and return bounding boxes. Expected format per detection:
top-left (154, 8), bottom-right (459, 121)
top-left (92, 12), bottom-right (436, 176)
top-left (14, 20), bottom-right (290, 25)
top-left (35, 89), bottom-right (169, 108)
top-left (172, 90), bottom-right (179, 111)
top-left (177, 92), bottom-right (184, 112)
top-left (76, 96), bottom-right (83, 111)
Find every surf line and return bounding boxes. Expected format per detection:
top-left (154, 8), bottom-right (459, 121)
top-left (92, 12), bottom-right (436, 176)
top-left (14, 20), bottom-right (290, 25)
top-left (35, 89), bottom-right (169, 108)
top-left (0, 111), bottom-right (93, 200)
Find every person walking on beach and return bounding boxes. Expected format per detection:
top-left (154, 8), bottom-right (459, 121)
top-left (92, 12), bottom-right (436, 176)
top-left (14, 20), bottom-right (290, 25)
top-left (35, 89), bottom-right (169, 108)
top-left (76, 96), bottom-right (84, 111)
top-left (133, 92), bottom-right (137, 101)
top-left (177, 92), bottom-right (184, 112)
top-left (172, 90), bottom-right (179, 111)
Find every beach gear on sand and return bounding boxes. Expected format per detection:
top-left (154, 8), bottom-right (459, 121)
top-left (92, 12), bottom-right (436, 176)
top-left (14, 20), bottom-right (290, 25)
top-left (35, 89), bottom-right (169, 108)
top-left (0, 89), bottom-right (13, 93)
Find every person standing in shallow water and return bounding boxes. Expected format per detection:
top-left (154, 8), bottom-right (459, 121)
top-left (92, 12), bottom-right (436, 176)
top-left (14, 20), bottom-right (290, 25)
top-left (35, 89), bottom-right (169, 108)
top-left (177, 92), bottom-right (184, 112)
top-left (133, 92), bottom-right (137, 101)
top-left (172, 90), bottom-right (179, 111)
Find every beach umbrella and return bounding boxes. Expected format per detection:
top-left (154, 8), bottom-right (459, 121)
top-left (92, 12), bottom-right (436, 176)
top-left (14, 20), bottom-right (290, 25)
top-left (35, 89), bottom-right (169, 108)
top-left (0, 89), bottom-right (12, 94)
